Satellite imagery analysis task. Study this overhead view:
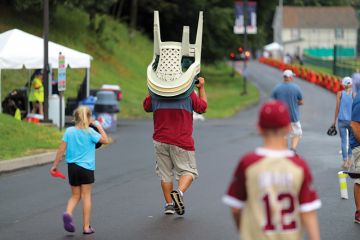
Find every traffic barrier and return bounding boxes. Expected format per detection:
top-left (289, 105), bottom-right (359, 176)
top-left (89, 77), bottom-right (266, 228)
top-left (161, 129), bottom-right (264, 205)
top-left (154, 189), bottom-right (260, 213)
top-left (329, 76), bottom-right (337, 91)
top-left (301, 68), bottom-right (308, 80)
top-left (305, 70), bottom-right (311, 82)
top-left (299, 67), bottom-right (305, 79)
top-left (279, 62), bottom-right (285, 71)
top-left (332, 78), bottom-right (338, 93)
top-left (292, 65), bottom-right (300, 77)
top-left (333, 78), bottom-right (342, 93)
top-left (338, 171), bottom-right (348, 199)
top-left (316, 74), bottom-right (321, 87)
top-left (340, 82), bottom-right (344, 91)
top-left (325, 75), bottom-right (330, 89)
top-left (320, 75), bottom-right (324, 87)
top-left (310, 71), bottom-right (316, 83)
top-left (258, 57), bottom-right (343, 95)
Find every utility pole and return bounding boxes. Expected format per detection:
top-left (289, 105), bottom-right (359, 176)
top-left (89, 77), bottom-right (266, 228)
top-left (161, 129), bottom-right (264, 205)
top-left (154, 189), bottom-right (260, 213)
top-left (129, 0), bottom-right (138, 41)
top-left (333, 45), bottom-right (338, 75)
top-left (241, 0), bottom-right (248, 95)
top-left (230, 52), bottom-right (235, 77)
top-left (278, 0), bottom-right (283, 46)
top-left (43, 0), bottom-right (49, 121)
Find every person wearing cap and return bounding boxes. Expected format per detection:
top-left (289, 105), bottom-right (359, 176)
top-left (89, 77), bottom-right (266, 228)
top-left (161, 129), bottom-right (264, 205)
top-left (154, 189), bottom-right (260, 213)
top-left (28, 70), bottom-right (44, 115)
top-left (222, 100), bottom-right (321, 240)
top-left (143, 77), bottom-right (207, 216)
top-left (348, 85), bottom-right (360, 223)
top-left (271, 69), bottom-right (304, 152)
top-left (333, 76), bottom-right (353, 169)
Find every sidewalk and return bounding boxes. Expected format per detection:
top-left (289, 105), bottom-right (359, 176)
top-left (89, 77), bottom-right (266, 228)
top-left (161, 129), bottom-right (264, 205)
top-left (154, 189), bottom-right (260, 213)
top-left (0, 135), bottom-right (115, 173)
top-left (0, 151), bottom-right (56, 173)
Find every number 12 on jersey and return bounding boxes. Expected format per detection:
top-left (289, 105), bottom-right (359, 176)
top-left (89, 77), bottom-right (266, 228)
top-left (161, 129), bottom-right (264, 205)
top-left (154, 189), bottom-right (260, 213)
top-left (262, 193), bottom-right (297, 232)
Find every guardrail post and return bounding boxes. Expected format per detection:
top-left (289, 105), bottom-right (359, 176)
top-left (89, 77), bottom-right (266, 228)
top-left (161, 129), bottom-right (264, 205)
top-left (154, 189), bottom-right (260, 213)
top-left (333, 44), bottom-right (337, 76)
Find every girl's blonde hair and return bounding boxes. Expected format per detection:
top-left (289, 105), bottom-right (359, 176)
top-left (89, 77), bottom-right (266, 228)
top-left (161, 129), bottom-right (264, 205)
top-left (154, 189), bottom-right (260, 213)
top-left (73, 106), bottom-right (92, 129)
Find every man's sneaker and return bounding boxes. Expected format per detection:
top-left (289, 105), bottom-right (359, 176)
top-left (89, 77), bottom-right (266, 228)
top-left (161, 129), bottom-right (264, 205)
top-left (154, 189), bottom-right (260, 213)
top-left (170, 190), bottom-right (185, 215)
top-left (354, 210), bottom-right (360, 224)
top-left (164, 204), bottom-right (175, 215)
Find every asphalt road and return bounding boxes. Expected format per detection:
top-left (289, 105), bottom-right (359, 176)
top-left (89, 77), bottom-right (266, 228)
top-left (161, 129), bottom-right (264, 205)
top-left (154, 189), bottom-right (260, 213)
top-left (1, 61), bottom-right (360, 240)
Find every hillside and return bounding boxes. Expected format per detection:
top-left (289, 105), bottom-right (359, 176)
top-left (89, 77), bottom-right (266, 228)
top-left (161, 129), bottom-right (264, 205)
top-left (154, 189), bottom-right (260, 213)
top-left (0, 5), bottom-right (153, 118)
top-left (0, 4), bottom-right (258, 119)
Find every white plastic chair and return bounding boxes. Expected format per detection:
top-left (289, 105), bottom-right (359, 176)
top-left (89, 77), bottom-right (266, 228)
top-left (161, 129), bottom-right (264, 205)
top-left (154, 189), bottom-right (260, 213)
top-left (147, 11), bottom-right (203, 97)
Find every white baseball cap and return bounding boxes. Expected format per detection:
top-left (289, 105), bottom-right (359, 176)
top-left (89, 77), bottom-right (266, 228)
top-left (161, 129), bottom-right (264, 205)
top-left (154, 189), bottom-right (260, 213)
top-left (342, 76), bottom-right (352, 86)
top-left (283, 69), bottom-right (294, 78)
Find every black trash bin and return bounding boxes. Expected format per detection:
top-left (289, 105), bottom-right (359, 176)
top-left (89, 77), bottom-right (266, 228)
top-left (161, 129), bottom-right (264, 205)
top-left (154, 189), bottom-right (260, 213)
top-left (94, 91), bottom-right (119, 132)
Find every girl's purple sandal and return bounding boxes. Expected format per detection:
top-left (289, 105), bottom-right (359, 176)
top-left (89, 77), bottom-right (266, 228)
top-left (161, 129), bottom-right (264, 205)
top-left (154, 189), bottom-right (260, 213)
top-left (83, 226), bottom-right (95, 235)
top-left (62, 212), bottom-right (75, 232)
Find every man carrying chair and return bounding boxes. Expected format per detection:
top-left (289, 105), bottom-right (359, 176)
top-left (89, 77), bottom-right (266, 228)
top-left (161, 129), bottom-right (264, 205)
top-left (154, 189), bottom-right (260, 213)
top-left (348, 91), bottom-right (360, 223)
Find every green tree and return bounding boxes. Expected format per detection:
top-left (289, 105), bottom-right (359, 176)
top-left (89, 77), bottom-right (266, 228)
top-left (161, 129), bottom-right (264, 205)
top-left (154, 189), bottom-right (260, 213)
top-left (136, 0), bottom-right (239, 63)
top-left (3, 0), bottom-right (357, 62)
top-left (64, 0), bottom-right (117, 30)
top-left (3, 0), bottom-right (117, 30)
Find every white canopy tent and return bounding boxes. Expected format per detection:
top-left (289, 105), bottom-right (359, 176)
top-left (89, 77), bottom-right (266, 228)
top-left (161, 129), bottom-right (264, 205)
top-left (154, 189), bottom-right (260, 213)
top-left (264, 42), bottom-right (284, 51)
top-left (0, 28), bottom-right (93, 112)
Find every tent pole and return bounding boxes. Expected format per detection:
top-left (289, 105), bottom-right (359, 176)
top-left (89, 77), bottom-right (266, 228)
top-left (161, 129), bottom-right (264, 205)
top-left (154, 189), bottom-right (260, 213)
top-left (43, 0), bottom-right (49, 121)
top-left (86, 68), bottom-right (90, 97)
top-left (0, 68), bottom-right (2, 113)
top-left (28, 70), bottom-right (31, 114)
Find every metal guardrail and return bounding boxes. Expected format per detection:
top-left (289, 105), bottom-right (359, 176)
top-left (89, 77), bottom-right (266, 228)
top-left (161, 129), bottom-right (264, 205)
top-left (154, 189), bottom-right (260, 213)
top-left (303, 54), bottom-right (332, 69)
top-left (304, 54), bottom-right (359, 77)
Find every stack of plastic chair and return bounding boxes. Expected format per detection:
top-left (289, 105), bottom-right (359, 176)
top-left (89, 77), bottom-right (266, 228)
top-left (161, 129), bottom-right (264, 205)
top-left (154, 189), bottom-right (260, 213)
top-left (147, 11), bottom-right (203, 98)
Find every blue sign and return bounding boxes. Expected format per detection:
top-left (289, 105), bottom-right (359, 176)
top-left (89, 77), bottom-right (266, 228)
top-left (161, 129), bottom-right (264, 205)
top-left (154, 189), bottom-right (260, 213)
top-left (234, 1), bottom-right (257, 34)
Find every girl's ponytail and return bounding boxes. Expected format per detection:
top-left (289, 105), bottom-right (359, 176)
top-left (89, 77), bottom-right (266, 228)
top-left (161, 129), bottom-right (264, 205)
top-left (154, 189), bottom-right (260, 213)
top-left (73, 106), bottom-right (92, 129)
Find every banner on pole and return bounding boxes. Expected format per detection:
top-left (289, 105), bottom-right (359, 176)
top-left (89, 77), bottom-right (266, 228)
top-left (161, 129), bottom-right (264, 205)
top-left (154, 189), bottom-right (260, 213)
top-left (58, 53), bottom-right (66, 92)
top-left (234, 1), bottom-right (257, 34)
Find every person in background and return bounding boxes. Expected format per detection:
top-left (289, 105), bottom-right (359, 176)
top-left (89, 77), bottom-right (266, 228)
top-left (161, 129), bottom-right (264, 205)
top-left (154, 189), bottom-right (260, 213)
top-left (333, 77), bottom-right (353, 169)
top-left (52, 70), bottom-right (59, 95)
top-left (50, 106), bottom-right (109, 234)
top-left (223, 100), bottom-right (321, 240)
top-left (352, 68), bottom-right (360, 97)
top-left (28, 70), bottom-right (44, 115)
top-left (143, 77), bottom-right (207, 216)
top-left (349, 89), bottom-right (360, 224)
top-left (272, 69), bottom-right (304, 152)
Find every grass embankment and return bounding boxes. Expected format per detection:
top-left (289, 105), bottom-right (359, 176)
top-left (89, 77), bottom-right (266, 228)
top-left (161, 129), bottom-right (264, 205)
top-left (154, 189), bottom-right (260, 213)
top-left (0, 114), bottom-right (62, 160)
top-left (0, 5), bottom-right (259, 159)
top-left (202, 63), bottom-right (259, 118)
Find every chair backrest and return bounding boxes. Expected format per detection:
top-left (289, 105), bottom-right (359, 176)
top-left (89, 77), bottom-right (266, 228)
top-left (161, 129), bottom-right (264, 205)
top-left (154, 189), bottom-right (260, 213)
top-left (155, 47), bottom-right (182, 82)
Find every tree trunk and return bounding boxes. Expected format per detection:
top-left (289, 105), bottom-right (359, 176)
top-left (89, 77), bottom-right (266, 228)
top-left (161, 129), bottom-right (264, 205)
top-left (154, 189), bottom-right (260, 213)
top-left (88, 11), bottom-right (96, 31)
top-left (115, 0), bottom-right (125, 20)
top-left (129, 0), bottom-right (137, 41)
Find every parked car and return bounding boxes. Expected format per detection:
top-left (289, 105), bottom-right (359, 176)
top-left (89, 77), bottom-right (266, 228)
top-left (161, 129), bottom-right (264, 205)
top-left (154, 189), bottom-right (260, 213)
top-left (65, 78), bottom-right (122, 119)
top-left (90, 84), bottom-right (122, 101)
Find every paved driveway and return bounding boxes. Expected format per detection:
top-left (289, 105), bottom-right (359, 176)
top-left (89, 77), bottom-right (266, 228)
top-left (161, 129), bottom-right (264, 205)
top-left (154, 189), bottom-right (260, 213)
top-left (1, 61), bottom-right (360, 239)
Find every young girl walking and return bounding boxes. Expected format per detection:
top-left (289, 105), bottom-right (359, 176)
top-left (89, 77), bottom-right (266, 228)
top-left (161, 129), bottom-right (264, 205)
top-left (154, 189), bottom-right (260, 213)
top-left (51, 106), bottom-right (109, 234)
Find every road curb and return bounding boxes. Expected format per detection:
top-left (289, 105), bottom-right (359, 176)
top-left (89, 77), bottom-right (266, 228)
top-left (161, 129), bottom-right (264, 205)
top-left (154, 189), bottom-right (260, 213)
top-left (0, 151), bottom-right (56, 173)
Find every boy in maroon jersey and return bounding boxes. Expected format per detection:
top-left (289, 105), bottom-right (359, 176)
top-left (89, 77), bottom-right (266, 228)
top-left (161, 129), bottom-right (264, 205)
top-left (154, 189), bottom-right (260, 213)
top-left (223, 100), bottom-right (321, 240)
